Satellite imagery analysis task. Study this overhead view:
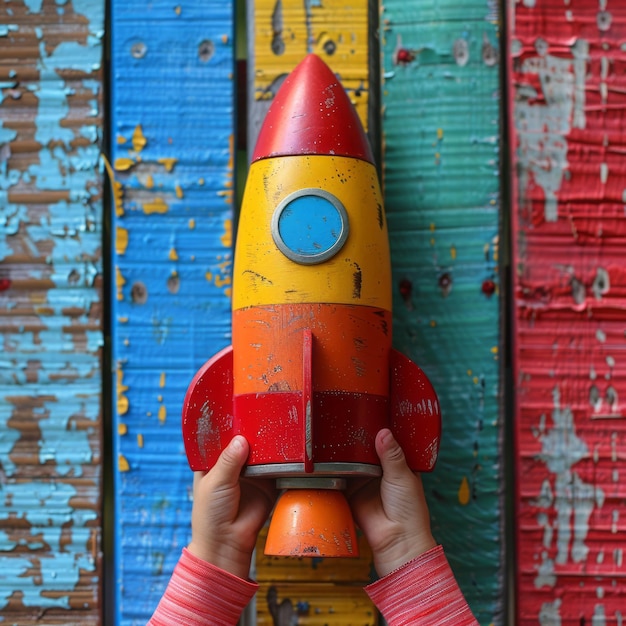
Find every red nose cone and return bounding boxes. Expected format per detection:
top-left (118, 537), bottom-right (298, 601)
top-left (252, 54), bottom-right (374, 164)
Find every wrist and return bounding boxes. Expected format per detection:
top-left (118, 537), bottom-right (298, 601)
top-left (374, 533), bottom-right (437, 578)
top-left (187, 539), bottom-right (252, 580)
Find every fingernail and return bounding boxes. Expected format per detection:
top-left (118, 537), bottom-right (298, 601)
top-left (231, 436), bottom-right (244, 452)
top-left (379, 428), bottom-right (393, 445)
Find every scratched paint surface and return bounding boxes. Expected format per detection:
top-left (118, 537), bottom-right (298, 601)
top-left (380, 1), bottom-right (503, 623)
top-left (510, 2), bottom-right (626, 624)
top-left (249, 0), bottom-right (371, 150)
top-left (0, 0), bottom-right (104, 623)
top-left (110, 1), bottom-right (235, 623)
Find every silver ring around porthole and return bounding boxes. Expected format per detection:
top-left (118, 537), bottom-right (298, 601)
top-left (271, 188), bottom-right (349, 265)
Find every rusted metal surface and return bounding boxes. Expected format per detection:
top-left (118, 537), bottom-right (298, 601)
top-left (510, 2), bottom-right (626, 623)
top-left (0, 0), bottom-right (104, 623)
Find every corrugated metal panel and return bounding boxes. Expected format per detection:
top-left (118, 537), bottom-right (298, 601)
top-left (109, 1), bottom-right (235, 623)
top-left (510, 2), bottom-right (626, 624)
top-left (380, 0), bottom-right (504, 623)
top-left (0, 0), bottom-right (105, 624)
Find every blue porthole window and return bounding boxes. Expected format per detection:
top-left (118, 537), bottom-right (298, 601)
top-left (271, 189), bottom-right (349, 265)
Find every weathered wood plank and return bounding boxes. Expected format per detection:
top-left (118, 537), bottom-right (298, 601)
top-left (510, 2), bottom-right (626, 624)
top-left (109, 1), bottom-right (235, 622)
top-left (256, 582), bottom-right (377, 626)
top-left (247, 2), bottom-right (377, 623)
top-left (248, 0), bottom-right (375, 151)
top-left (0, 0), bottom-right (104, 623)
top-left (380, 1), bottom-right (504, 623)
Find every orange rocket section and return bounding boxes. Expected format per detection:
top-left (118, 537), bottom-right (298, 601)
top-left (182, 54), bottom-right (441, 558)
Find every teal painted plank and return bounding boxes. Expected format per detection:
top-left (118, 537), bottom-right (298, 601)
top-left (380, 6), bottom-right (503, 624)
top-left (381, 0), bottom-right (500, 22)
top-left (109, 1), bottom-right (235, 623)
top-left (0, 0), bottom-right (105, 623)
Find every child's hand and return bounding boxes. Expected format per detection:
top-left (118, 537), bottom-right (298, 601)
top-left (348, 429), bottom-right (437, 577)
top-left (188, 436), bottom-right (277, 579)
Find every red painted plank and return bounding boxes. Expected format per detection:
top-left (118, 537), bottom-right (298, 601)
top-left (510, 2), bottom-right (626, 623)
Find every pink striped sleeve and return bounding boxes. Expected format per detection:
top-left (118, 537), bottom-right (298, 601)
top-left (148, 548), bottom-right (258, 626)
top-left (364, 545), bottom-right (478, 626)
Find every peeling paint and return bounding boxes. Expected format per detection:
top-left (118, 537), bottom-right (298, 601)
top-left (512, 3), bottom-right (626, 623)
top-left (110, 1), bottom-right (236, 621)
top-left (0, 0), bottom-right (104, 620)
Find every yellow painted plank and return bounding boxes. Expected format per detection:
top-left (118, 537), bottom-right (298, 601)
top-left (256, 582), bottom-right (377, 625)
top-left (250, 2), bottom-right (377, 609)
top-left (251, 0), bottom-right (371, 138)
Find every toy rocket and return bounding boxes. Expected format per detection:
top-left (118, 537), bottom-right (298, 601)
top-left (182, 54), bottom-right (441, 558)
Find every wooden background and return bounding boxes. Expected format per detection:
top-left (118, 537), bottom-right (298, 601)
top-left (1, 0), bottom-right (625, 624)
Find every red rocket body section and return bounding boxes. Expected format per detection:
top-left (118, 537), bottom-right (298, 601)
top-left (183, 341), bottom-right (441, 474)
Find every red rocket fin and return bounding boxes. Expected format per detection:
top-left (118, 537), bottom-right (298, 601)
top-left (390, 349), bottom-right (441, 472)
top-left (182, 346), bottom-right (235, 471)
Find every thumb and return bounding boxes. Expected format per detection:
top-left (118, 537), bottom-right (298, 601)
top-left (375, 429), bottom-right (409, 479)
top-left (213, 435), bottom-right (249, 486)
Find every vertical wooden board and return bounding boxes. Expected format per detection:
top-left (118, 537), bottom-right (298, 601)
top-left (248, 0), bottom-right (377, 619)
top-left (256, 583), bottom-right (377, 625)
top-left (110, 1), bottom-right (235, 623)
top-left (255, 531), bottom-right (376, 626)
top-left (510, 2), bottom-right (626, 624)
top-left (0, 1), bottom-right (104, 624)
top-left (380, 2), bottom-right (503, 623)
top-left (248, 0), bottom-right (372, 150)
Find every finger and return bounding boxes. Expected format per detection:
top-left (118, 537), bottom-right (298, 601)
top-left (375, 428), bottom-right (410, 480)
top-left (193, 470), bottom-right (208, 491)
top-left (211, 435), bottom-right (250, 487)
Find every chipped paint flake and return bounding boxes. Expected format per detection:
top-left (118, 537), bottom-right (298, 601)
top-left (143, 197), bottom-right (169, 214)
top-left (132, 124), bottom-right (147, 152)
top-left (114, 157), bottom-right (136, 171)
top-left (116, 226), bottom-right (129, 255)
top-left (157, 157), bottom-right (178, 172)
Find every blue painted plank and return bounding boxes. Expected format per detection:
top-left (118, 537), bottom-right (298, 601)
top-left (110, 2), bottom-right (235, 623)
top-left (0, 0), bottom-right (105, 623)
top-left (380, 5), bottom-right (503, 624)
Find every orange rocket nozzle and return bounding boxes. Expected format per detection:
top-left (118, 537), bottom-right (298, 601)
top-left (264, 488), bottom-right (359, 558)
